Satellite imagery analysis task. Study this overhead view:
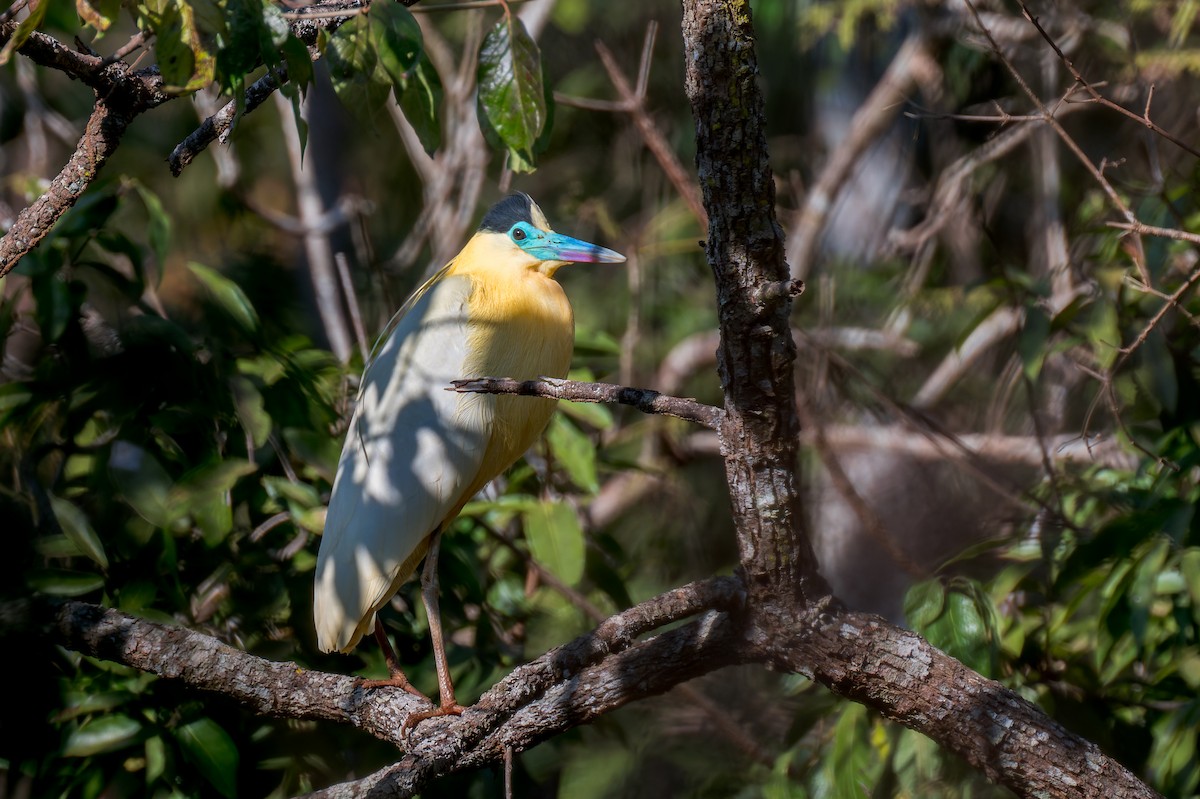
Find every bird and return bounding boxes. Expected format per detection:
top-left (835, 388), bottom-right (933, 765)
top-left (314, 192), bottom-right (625, 720)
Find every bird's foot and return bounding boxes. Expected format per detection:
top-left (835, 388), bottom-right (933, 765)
top-left (402, 700), bottom-right (465, 734)
top-left (358, 672), bottom-right (432, 703)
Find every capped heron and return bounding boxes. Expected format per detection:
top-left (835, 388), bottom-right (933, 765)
top-left (314, 192), bottom-right (625, 720)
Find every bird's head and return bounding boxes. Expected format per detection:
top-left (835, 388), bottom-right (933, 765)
top-left (476, 192), bottom-right (626, 276)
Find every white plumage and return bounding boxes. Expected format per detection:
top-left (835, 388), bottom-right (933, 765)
top-left (314, 271), bottom-right (491, 653)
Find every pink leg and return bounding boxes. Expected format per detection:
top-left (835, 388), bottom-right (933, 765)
top-left (403, 531), bottom-right (466, 728)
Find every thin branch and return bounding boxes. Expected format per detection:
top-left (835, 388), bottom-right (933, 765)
top-left (787, 33), bottom-right (936, 280)
top-left (577, 28), bottom-right (707, 230)
top-left (1109, 219), bottom-right (1200, 247)
top-left (168, 67), bottom-right (287, 176)
top-left (964, 0), bottom-right (1148, 285)
top-left (1018, 1), bottom-right (1200, 159)
top-left (450, 377), bottom-right (725, 430)
top-left (410, 0), bottom-right (535, 10)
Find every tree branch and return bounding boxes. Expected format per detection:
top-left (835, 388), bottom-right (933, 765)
top-left (0, 23), bottom-right (170, 277)
top-left (42, 577), bottom-right (744, 759)
top-left (769, 608), bottom-right (1162, 799)
top-left (450, 376), bottom-right (724, 430)
top-left (681, 0), bottom-right (818, 602)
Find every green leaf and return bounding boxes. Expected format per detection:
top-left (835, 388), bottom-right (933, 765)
top-left (559, 398), bottom-right (614, 431)
top-left (1181, 549), bottom-right (1200, 625)
top-left (829, 703), bottom-right (873, 799)
top-left (396, 54), bottom-right (443, 155)
top-left (326, 13), bottom-right (390, 123)
top-left (57, 689), bottom-right (133, 721)
top-left (476, 14), bottom-right (546, 172)
top-left (109, 441), bottom-right (176, 528)
top-left (187, 262), bottom-right (260, 333)
top-left (1141, 329), bottom-right (1178, 417)
top-left (1017, 305), bottom-right (1050, 381)
top-left (262, 475), bottom-right (321, 507)
top-left (231, 377), bottom-right (272, 449)
top-left (524, 500), bottom-right (585, 586)
top-left (369, 0), bottom-right (421, 87)
top-left (281, 33), bottom-right (314, 96)
top-left (132, 181), bottom-right (172, 271)
top-left (49, 494), bottom-right (109, 569)
top-left (547, 414), bottom-right (598, 493)
top-left (27, 568), bottom-right (105, 596)
top-left (149, 0), bottom-right (215, 93)
top-left (173, 459), bottom-right (256, 546)
top-left (217, 0), bottom-right (265, 83)
top-left (32, 267), bottom-right (73, 343)
top-left (63, 714), bottom-right (143, 757)
top-left (145, 735), bottom-right (166, 783)
top-left (77, 0), bottom-right (120, 32)
top-left (903, 579), bottom-right (945, 630)
top-left (34, 534), bottom-right (84, 559)
top-left (176, 458), bottom-right (256, 499)
top-left (0, 0), bottom-right (50, 65)
top-left (933, 587), bottom-right (994, 674)
top-left (174, 718), bottom-right (239, 798)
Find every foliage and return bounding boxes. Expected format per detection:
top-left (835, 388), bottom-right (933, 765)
top-left (5, 0), bottom-right (1200, 797)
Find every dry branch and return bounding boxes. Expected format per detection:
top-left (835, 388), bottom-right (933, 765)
top-left (450, 376), bottom-right (724, 430)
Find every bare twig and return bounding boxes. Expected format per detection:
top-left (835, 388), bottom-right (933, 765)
top-left (335, 252), bottom-right (370, 362)
top-left (1109, 220), bottom-right (1200, 247)
top-left (1018, 1), bottom-right (1200, 159)
top-left (595, 31), bottom-right (707, 229)
top-left (965, 1), bottom-right (1148, 285)
top-left (450, 377), bottom-right (725, 430)
top-left (168, 68), bottom-right (287, 176)
top-left (788, 34), bottom-right (937, 281)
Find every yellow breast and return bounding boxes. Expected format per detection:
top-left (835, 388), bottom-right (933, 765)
top-left (447, 238), bottom-right (574, 497)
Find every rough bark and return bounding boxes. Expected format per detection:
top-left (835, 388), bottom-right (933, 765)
top-left (678, 2), bottom-right (1159, 798)
top-left (680, 0), bottom-right (822, 604)
top-left (772, 610), bottom-right (1159, 799)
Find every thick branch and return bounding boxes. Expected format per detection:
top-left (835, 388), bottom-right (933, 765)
top-left (681, 0), bottom-right (818, 601)
top-left (450, 376), bottom-right (724, 430)
top-left (307, 610), bottom-right (743, 798)
top-left (0, 23), bottom-right (170, 276)
top-left (168, 68), bottom-right (287, 176)
top-left (1, 102), bottom-right (130, 276)
top-left (44, 577), bottom-right (744, 758)
top-left (769, 608), bottom-right (1161, 799)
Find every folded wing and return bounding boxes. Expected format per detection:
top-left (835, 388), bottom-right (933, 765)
top-left (314, 273), bottom-right (491, 652)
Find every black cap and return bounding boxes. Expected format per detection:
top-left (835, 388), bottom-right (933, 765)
top-left (479, 192), bottom-right (538, 233)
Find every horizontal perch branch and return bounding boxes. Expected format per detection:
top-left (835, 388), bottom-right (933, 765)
top-left (451, 376), bottom-right (725, 430)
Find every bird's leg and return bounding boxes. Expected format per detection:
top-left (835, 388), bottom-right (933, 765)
top-left (404, 530), bottom-right (466, 727)
top-left (359, 617), bottom-right (431, 700)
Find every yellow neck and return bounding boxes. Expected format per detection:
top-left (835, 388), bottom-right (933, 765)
top-left (447, 234), bottom-right (575, 495)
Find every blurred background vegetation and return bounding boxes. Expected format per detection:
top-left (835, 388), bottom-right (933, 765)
top-left (3, 0), bottom-right (1200, 797)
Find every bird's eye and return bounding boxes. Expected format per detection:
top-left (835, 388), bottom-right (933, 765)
top-left (512, 228), bottom-right (527, 242)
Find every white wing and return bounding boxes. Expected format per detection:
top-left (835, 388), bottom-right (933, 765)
top-left (314, 273), bottom-right (491, 653)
